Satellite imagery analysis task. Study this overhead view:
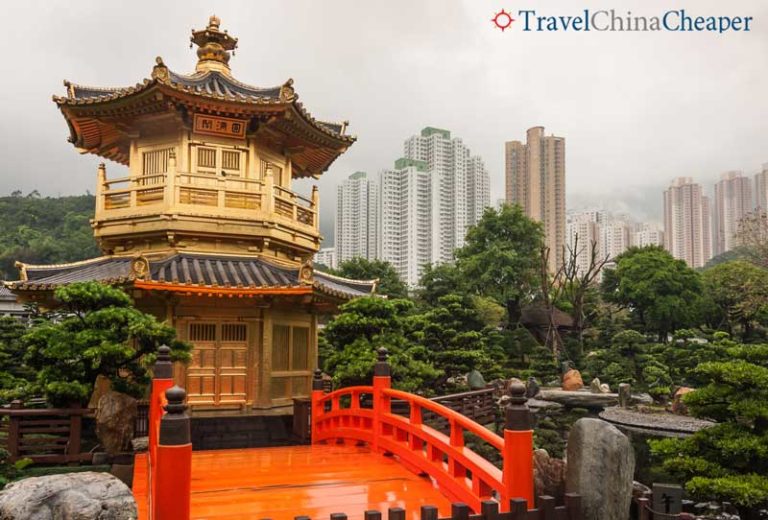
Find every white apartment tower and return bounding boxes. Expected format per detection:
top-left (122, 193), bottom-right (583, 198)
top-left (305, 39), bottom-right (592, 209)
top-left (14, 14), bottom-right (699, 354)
top-left (335, 172), bottom-right (379, 264)
top-left (377, 159), bottom-right (433, 286)
top-left (713, 171), bottom-right (752, 256)
top-left (333, 128), bottom-right (489, 286)
top-left (663, 177), bottom-right (712, 268)
top-left (633, 224), bottom-right (664, 248)
top-left (600, 220), bottom-right (632, 260)
top-left (566, 212), bottom-right (600, 275)
top-left (754, 164), bottom-right (768, 211)
top-left (403, 127), bottom-right (490, 264)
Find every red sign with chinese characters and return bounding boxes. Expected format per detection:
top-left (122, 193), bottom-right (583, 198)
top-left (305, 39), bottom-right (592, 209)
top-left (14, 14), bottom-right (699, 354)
top-left (193, 114), bottom-right (247, 139)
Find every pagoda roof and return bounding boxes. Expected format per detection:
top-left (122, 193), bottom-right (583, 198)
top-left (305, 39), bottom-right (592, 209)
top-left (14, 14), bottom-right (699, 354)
top-left (9, 253), bottom-right (376, 301)
top-left (53, 16), bottom-right (355, 177)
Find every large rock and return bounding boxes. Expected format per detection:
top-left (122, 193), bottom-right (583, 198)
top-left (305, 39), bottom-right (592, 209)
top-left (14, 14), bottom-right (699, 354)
top-left (562, 369), bottom-right (584, 391)
top-left (0, 472), bottom-right (137, 519)
top-left (467, 370), bottom-right (486, 390)
top-left (589, 378), bottom-right (602, 394)
top-left (96, 391), bottom-right (138, 455)
top-left (566, 418), bottom-right (635, 520)
top-left (672, 387), bottom-right (695, 415)
top-left (618, 383), bottom-right (632, 408)
top-left (538, 389), bottom-right (618, 409)
top-left (533, 449), bottom-right (566, 500)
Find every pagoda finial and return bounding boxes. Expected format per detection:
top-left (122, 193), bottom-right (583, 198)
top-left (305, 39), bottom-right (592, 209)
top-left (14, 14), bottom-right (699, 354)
top-left (190, 15), bottom-right (238, 74)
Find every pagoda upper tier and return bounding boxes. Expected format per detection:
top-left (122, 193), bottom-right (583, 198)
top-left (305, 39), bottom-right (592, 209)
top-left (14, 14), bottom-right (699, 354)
top-left (54, 15), bottom-right (354, 177)
top-left (52, 16), bottom-right (355, 261)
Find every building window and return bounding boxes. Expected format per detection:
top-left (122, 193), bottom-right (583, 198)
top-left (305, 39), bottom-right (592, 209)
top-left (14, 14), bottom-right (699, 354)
top-left (270, 324), bottom-right (311, 399)
top-left (192, 145), bottom-right (245, 176)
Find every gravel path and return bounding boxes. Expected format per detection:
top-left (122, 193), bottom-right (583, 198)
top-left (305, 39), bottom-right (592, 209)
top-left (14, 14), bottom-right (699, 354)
top-left (599, 406), bottom-right (715, 434)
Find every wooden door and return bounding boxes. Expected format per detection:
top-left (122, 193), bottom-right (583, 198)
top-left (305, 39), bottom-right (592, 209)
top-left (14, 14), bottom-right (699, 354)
top-left (185, 321), bottom-right (249, 407)
top-left (217, 323), bottom-right (248, 405)
top-left (186, 322), bottom-right (217, 406)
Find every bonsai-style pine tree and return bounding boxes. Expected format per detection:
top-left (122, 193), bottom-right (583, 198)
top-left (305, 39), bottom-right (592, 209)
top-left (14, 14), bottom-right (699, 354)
top-left (22, 281), bottom-right (190, 406)
top-left (650, 339), bottom-right (768, 512)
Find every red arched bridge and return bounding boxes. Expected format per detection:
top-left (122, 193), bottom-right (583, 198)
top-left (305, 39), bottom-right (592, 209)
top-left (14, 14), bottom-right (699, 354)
top-left (134, 347), bottom-right (582, 520)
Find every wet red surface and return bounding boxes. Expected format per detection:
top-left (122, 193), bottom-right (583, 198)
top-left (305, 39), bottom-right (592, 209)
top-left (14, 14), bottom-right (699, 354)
top-left (133, 444), bottom-right (453, 519)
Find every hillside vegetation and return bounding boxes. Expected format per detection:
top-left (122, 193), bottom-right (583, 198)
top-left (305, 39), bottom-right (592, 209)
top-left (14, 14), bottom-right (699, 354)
top-left (0, 192), bottom-right (99, 280)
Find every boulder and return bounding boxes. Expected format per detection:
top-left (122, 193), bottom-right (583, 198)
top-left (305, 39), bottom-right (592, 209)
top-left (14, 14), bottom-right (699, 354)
top-left (88, 375), bottom-right (112, 410)
top-left (589, 378), bottom-right (602, 394)
top-left (0, 472), bottom-right (137, 519)
top-left (131, 436), bottom-right (148, 453)
top-left (96, 391), bottom-right (138, 455)
top-left (525, 377), bottom-right (541, 398)
top-left (599, 383), bottom-right (610, 394)
top-left (565, 418), bottom-right (635, 520)
top-left (562, 369), bottom-right (584, 391)
top-left (467, 370), bottom-right (486, 390)
top-left (538, 389), bottom-right (618, 409)
top-left (533, 449), bottom-right (566, 500)
top-left (672, 387), bottom-right (695, 415)
top-left (618, 383), bottom-right (632, 408)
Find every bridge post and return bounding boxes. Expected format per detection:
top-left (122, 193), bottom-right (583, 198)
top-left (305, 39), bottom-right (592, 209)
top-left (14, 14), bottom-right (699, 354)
top-left (153, 385), bottom-right (192, 520)
top-left (311, 368), bottom-right (326, 444)
top-left (501, 380), bottom-right (534, 509)
top-left (149, 345), bottom-right (175, 516)
top-left (372, 347), bottom-right (391, 453)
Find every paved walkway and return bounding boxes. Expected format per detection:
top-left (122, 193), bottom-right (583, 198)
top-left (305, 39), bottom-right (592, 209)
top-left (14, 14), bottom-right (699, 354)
top-left (133, 444), bottom-right (453, 519)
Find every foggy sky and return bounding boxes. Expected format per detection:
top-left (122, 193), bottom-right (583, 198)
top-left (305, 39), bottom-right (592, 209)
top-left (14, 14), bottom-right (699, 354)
top-left (2, 0), bottom-right (767, 243)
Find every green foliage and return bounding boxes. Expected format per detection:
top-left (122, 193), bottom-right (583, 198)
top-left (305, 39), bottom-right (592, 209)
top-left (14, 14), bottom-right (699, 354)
top-left (701, 260), bottom-right (768, 340)
top-left (321, 295), bottom-right (506, 394)
top-left (21, 282), bottom-right (191, 406)
top-left (455, 204), bottom-right (544, 318)
top-left (583, 330), bottom-right (673, 397)
top-left (0, 194), bottom-right (99, 280)
top-left (650, 342), bottom-right (768, 509)
top-left (411, 294), bottom-right (505, 383)
top-left (330, 258), bottom-right (409, 299)
top-left (0, 448), bottom-right (32, 486)
top-left (416, 262), bottom-right (467, 308)
top-left (601, 246), bottom-right (702, 341)
top-left (321, 297), bottom-right (439, 393)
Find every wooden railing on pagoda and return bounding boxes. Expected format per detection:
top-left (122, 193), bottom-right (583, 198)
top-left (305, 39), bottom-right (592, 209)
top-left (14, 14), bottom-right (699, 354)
top-left (312, 348), bottom-right (535, 513)
top-left (94, 159), bottom-right (318, 230)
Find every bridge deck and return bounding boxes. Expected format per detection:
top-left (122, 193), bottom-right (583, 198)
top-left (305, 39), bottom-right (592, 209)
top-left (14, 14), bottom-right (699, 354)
top-left (133, 444), bottom-right (453, 520)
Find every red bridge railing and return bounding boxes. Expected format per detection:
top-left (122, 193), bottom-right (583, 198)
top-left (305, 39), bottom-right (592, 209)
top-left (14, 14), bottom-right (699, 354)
top-left (145, 345), bottom-right (192, 520)
top-left (312, 348), bottom-right (535, 513)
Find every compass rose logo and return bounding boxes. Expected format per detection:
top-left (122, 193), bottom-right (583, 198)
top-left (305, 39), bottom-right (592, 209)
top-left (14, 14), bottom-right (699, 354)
top-left (491, 9), bottom-right (515, 31)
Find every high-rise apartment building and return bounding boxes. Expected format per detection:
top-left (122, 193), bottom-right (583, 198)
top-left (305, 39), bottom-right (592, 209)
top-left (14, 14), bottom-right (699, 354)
top-left (505, 126), bottom-right (566, 271)
top-left (333, 127), bottom-right (489, 286)
top-left (403, 127), bottom-right (489, 263)
top-left (377, 159), bottom-right (433, 286)
top-left (633, 224), bottom-right (664, 248)
top-left (755, 164), bottom-right (768, 211)
top-left (713, 171), bottom-right (752, 256)
top-left (663, 177), bottom-right (712, 268)
top-left (314, 247), bottom-right (337, 269)
top-left (335, 172), bottom-right (379, 264)
top-left (600, 220), bottom-right (632, 260)
top-left (566, 212), bottom-right (600, 275)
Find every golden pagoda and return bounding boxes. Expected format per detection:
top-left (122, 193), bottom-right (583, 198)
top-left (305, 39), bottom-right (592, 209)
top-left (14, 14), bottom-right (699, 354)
top-left (9, 16), bottom-right (375, 416)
